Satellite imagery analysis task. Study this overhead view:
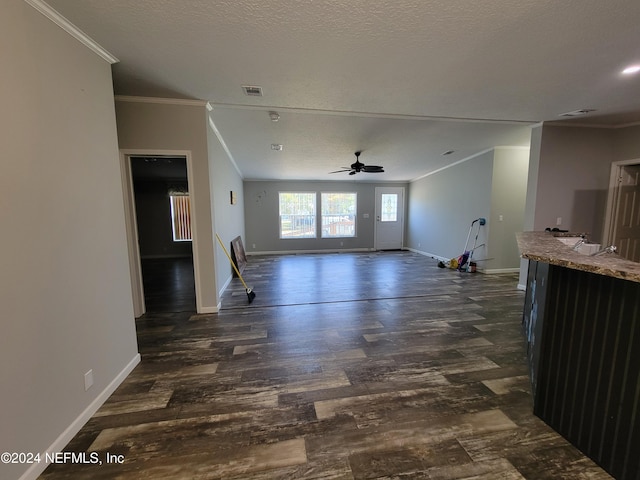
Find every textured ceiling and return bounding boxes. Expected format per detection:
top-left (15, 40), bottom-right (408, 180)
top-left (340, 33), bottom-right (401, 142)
top-left (45, 0), bottom-right (640, 181)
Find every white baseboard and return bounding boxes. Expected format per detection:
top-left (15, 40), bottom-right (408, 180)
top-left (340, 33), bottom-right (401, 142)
top-left (483, 267), bottom-right (521, 274)
top-left (405, 247), bottom-right (449, 262)
top-left (218, 274), bottom-right (232, 298)
top-left (20, 354), bottom-right (141, 480)
top-left (198, 305), bottom-right (219, 314)
top-left (247, 247), bottom-right (373, 256)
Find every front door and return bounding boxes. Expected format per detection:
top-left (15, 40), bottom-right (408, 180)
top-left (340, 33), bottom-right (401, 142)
top-left (612, 164), bottom-right (640, 261)
top-left (375, 187), bottom-right (404, 250)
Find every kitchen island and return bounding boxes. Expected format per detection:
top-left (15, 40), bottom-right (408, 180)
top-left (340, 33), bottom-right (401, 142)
top-left (517, 231), bottom-right (640, 480)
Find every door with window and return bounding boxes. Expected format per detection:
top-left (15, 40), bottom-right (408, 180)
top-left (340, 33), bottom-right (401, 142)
top-left (375, 187), bottom-right (404, 250)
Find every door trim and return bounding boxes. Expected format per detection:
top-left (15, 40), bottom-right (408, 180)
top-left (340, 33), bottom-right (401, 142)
top-left (603, 158), bottom-right (640, 247)
top-left (374, 186), bottom-right (405, 250)
top-left (120, 149), bottom-right (201, 316)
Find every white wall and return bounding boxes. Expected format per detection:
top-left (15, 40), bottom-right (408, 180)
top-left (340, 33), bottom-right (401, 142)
top-left (115, 99), bottom-right (219, 312)
top-left (0, 2), bottom-right (139, 479)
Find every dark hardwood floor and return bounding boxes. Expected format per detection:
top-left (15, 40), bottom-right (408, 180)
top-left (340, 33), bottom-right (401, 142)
top-left (41, 251), bottom-right (611, 479)
top-left (141, 257), bottom-right (196, 312)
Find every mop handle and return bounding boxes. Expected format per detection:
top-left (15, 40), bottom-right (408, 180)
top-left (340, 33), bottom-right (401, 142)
top-left (215, 233), bottom-right (250, 290)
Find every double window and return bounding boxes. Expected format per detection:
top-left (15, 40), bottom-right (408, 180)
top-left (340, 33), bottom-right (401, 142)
top-left (279, 192), bottom-right (357, 239)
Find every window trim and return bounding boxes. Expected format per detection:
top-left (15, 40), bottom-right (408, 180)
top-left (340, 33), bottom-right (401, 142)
top-left (278, 191), bottom-right (317, 239)
top-left (170, 193), bottom-right (192, 242)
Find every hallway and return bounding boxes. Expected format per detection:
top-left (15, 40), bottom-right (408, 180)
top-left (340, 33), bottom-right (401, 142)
top-left (41, 251), bottom-right (610, 479)
top-left (141, 257), bottom-right (196, 313)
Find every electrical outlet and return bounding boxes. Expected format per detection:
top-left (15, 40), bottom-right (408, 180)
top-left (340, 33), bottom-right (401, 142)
top-left (84, 370), bottom-right (94, 391)
top-left (556, 217), bottom-right (562, 226)
top-left (499, 215), bottom-right (504, 222)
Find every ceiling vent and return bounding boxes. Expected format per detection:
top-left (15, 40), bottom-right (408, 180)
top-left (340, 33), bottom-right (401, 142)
top-left (558, 108), bottom-right (596, 117)
top-left (242, 85), bottom-right (263, 96)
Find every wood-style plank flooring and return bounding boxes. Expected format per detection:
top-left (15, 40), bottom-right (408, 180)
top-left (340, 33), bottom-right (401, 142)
top-left (141, 257), bottom-right (196, 312)
top-left (41, 251), bottom-right (611, 479)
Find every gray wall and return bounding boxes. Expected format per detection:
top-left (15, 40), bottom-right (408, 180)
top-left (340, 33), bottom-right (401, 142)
top-left (243, 181), bottom-right (409, 253)
top-left (115, 100), bottom-right (219, 311)
top-left (613, 124), bottom-right (640, 161)
top-left (1, 2), bottom-right (139, 479)
top-left (407, 151), bottom-right (494, 265)
top-left (488, 148), bottom-right (530, 271)
top-left (131, 158), bottom-right (192, 259)
top-left (531, 124), bottom-right (613, 241)
top-left (206, 116), bottom-right (246, 296)
top-left (406, 147), bottom-right (529, 272)
top-left (519, 123), bottom-right (640, 287)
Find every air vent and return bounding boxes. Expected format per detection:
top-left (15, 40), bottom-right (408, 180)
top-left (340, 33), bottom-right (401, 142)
top-left (242, 85), bottom-right (263, 96)
top-left (558, 109), bottom-right (596, 117)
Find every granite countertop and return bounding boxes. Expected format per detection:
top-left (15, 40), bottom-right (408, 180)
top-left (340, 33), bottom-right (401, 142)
top-left (516, 231), bottom-right (640, 283)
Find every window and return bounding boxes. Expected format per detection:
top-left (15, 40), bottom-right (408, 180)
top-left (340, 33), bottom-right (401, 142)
top-left (170, 194), bottom-right (192, 241)
top-left (380, 193), bottom-right (398, 222)
top-left (279, 192), bottom-right (316, 238)
top-left (321, 192), bottom-right (356, 238)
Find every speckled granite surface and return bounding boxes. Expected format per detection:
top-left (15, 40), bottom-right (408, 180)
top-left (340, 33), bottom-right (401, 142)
top-left (516, 231), bottom-right (640, 283)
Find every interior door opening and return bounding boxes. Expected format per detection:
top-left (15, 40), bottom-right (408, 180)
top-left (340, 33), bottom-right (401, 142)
top-left (128, 155), bottom-right (196, 314)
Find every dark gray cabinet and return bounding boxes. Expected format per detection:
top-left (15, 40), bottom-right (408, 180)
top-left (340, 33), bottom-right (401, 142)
top-left (522, 260), bottom-right (640, 480)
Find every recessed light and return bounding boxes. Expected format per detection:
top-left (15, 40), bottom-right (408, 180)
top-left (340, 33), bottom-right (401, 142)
top-left (622, 65), bottom-right (640, 75)
top-left (242, 85), bottom-right (263, 96)
top-left (271, 144), bottom-right (283, 151)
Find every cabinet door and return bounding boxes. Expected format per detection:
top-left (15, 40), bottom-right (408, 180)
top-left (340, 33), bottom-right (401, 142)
top-left (522, 260), bottom-right (549, 399)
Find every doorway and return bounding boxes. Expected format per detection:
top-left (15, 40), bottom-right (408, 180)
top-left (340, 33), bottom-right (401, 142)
top-left (604, 159), bottom-right (640, 262)
top-left (121, 152), bottom-right (198, 316)
top-left (374, 186), bottom-right (405, 250)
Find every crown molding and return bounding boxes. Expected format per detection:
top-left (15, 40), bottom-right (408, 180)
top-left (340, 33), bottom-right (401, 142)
top-left (410, 148), bottom-right (495, 183)
top-left (24, 0), bottom-right (118, 64)
top-left (114, 95), bottom-right (208, 107)
top-left (209, 102), bottom-right (537, 126)
top-left (208, 116), bottom-right (244, 179)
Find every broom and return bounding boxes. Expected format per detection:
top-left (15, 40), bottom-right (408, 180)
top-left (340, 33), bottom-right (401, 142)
top-left (215, 233), bottom-right (256, 304)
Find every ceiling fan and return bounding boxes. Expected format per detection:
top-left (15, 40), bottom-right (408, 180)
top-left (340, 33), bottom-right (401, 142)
top-left (330, 151), bottom-right (384, 175)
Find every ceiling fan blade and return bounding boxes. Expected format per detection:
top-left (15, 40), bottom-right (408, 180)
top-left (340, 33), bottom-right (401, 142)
top-left (331, 152), bottom-right (384, 175)
top-left (362, 165), bottom-right (384, 172)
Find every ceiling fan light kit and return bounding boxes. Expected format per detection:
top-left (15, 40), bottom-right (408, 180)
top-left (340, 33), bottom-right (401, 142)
top-left (330, 151), bottom-right (384, 175)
